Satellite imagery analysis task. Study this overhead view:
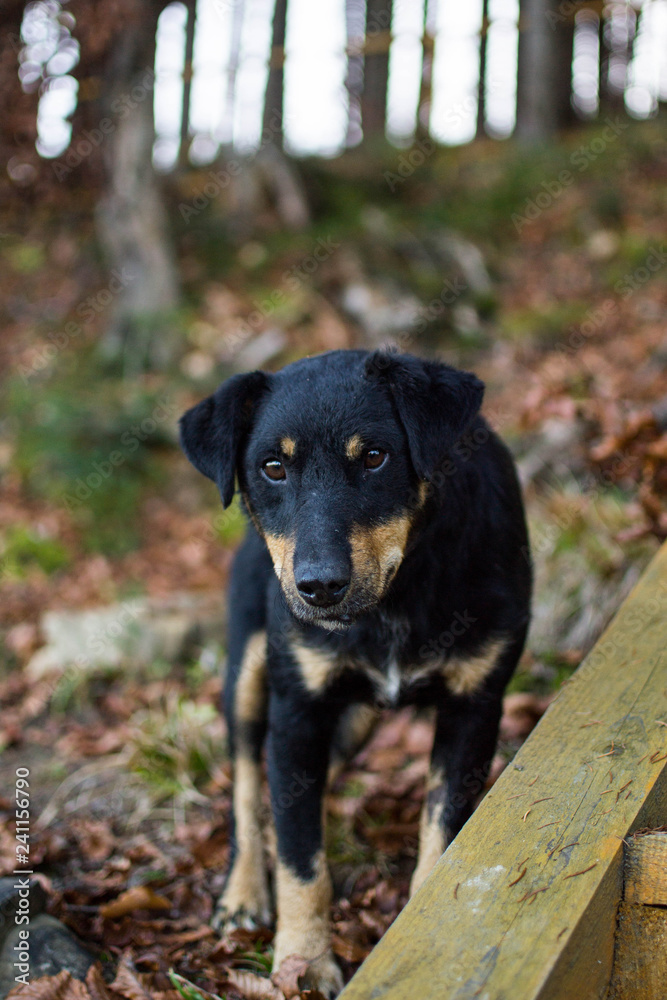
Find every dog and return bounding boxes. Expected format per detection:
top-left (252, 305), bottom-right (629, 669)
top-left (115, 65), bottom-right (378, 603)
top-left (179, 349), bottom-right (531, 997)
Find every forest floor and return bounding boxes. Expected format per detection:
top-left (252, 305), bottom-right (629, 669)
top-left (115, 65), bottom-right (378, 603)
top-left (0, 117), bottom-right (666, 999)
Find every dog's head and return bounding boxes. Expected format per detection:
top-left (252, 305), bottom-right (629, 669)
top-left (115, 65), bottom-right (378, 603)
top-left (179, 350), bottom-right (483, 630)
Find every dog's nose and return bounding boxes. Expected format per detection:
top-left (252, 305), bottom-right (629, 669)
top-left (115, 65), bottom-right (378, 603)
top-left (295, 568), bottom-right (350, 607)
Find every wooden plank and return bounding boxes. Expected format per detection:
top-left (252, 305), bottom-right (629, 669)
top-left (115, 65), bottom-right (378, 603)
top-left (339, 542), bottom-right (667, 1000)
top-left (607, 902), bottom-right (667, 1000)
top-left (624, 832), bottom-right (667, 905)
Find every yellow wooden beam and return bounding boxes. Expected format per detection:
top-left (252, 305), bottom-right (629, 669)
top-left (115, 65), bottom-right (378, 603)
top-left (624, 832), bottom-right (667, 906)
top-left (340, 542), bottom-right (667, 1000)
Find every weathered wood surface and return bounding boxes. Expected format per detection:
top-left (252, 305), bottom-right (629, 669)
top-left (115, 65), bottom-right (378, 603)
top-left (339, 543), bottom-right (667, 1000)
top-left (607, 902), bottom-right (667, 1000)
top-left (623, 831), bottom-right (667, 905)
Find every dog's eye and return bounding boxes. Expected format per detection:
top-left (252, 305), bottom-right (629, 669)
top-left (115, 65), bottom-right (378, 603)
top-left (363, 448), bottom-right (387, 471)
top-left (262, 459), bottom-right (286, 482)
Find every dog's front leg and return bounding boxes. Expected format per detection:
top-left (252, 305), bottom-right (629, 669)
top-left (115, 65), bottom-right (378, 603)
top-left (410, 691), bottom-right (504, 896)
top-left (267, 692), bottom-right (343, 999)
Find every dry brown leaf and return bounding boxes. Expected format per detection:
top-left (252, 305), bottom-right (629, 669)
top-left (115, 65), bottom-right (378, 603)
top-left (270, 955), bottom-right (310, 998)
top-left (109, 957), bottom-right (152, 1000)
top-left (84, 966), bottom-right (117, 1000)
top-left (6, 971), bottom-right (91, 1000)
top-left (100, 886), bottom-right (171, 919)
top-left (225, 969), bottom-right (282, 1000)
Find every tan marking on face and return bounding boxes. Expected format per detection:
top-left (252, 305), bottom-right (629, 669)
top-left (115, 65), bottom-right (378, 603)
top-left (235, 631), bottom-right (267, 724)
top-left (273, 851), bottom-right (342, 993)
top-left (264, 532), bottom-right (295, 582)
top-left (418, 480), bottom-right (431, 507)
top-left (291, 641), bottom-right (340, 694)
top-left (281, 436), bottom-right (296, 458)
top-left (410, 768), bottom-right (447, 896)
top-left (349, 513), bottom-right (413, 598)
top-left (345, 434), bottom-right (364, 461)
top-left (217, 754), bottom-right (271, 925)
top-left (442, 636), bottom-right (507, 696)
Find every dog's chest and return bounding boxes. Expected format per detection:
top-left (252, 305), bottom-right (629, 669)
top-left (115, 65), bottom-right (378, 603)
top-left (347, 614), bottom-right (441, 707)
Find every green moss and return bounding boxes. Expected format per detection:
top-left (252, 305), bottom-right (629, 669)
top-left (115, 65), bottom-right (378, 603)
top-left (0, 524), bottom-right (70, 578)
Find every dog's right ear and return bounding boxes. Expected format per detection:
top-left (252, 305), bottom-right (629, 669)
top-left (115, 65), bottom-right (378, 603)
top-left (179, 371), bottom-right (269, 508)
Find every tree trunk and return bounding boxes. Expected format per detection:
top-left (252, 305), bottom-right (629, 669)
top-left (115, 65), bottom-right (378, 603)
top-left (344, 0), bottom-right (365, 147)
top-left (516, 0), bottom-right (576, 141)
top-left (179, 0), bottom-right (197, 168)
top-left (416, 0), bottom-right (434, 138)
top-left (599, 3), bottom-right (636, 114)
top-left (361, 0), bottom-right (393, 141)
top-left (263, 0), bottom-right (287, 147)
top-left (94, 0), bottom-right (180, 369)
top-left (476, 0), bottom-right (489, 138)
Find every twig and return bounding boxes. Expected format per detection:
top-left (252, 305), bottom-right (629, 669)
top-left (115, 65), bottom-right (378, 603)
top-left (564, 863), bottom-right (597, 879)
top-left (527, 774), bottom-right (540, 786)
top-left (508, 868), bottom-right (527, 887)
top-left (453, 882), bottom-right (459, 899)
top-left (522, 809), bottom-right (532, 822)
top-left (537, 821), bottom-right (558, 830)
top-left (558, 841), bottom-right (579, 853)
top-left (531, 796), bottom-right (554, 805)
top-left (518, 887), bottom-right (548, 904)
top-left (557, 927), bottom-right (569, 941)
top-left (580, 720), bottom-right (603, 728)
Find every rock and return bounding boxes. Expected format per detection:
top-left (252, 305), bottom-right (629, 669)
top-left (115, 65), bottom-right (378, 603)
top-left (0, 879), bottom-right (48, 950)
top-left (26, 592), bottom-right (224, 679)
top-left (0, 915), bottom-right (95, 997)
top-left (340, 281), bottom-right (422, 344)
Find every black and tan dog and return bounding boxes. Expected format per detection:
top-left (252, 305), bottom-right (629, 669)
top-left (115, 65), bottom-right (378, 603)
top-left (179, 349), bottom-right (531, 996)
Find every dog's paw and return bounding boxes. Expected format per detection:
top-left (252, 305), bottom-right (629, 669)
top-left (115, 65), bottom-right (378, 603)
top-left (212, 899), bottom-right (272, 934)
top-left (300, 951), bottom-right (344, 999)
top-left (273, 951), bottom-right (344, 1000)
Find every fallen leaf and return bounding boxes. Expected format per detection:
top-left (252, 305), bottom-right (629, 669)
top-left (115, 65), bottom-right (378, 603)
top-left (101, 886), bottom-right (171, 919)
top-left (224, 970), bottom-right (282, 1000)
top-left (6, 971), bottom-right (91, 1000)
top-left (271, 955), bottom-right (310, 998)
top-left (110, 956), bottom-right (153, 1000)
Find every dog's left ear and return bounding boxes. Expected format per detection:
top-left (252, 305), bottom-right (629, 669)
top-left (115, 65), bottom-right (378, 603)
top-left (365, 352), bottom-right (484, 480)
top-left (179, 371), bottom-right (269, 507)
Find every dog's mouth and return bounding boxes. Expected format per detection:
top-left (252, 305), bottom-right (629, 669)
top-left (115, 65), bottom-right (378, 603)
top-left (286, 591), bottom-right (378, 631)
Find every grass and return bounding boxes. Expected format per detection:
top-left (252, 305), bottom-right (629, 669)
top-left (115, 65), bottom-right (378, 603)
top-left (0, 524), bottom-right (70, 578)
top-left (128, 695), bottom-right (222, 800)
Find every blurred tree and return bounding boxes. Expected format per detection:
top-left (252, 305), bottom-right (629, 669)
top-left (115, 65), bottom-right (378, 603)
top-left (599, 2), bottom-right (637, 114)
top-left (0, 1), bottom-right (42, 195)
top-left (361, 0), bottom-right (393, 140)
top-left (179, 0), bottom-right (197, 168)
top-left (416, 0), bottom-right (433, 139)
top-left (68, 0), bottom-right (180, 368)
top-left (516, 0), bottom-right (577, 140)
top-left (476, 0), bottom-right (489, 139)
top-left (263, 0), bottom-right (287, 147)
top-left (344, 0), bottom-right (365, 146)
